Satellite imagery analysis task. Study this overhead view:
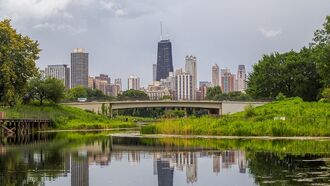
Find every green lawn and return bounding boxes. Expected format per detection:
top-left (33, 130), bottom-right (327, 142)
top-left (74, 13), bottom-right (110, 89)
top-left (0, 103), bottom-right (137, 129)
top-left (141, 98), bottom-right (330, 136)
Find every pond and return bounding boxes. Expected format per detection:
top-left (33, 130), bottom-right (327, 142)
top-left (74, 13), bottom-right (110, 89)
top-left (0, 132), bottom-right (329, 186)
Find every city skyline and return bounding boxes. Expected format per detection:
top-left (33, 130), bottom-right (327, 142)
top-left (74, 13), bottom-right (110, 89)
top-left (1, 0), bottom-right (329, 88)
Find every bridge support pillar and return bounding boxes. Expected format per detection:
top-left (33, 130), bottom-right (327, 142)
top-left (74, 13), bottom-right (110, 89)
top-left (109, 103), bottom-right (113, 118)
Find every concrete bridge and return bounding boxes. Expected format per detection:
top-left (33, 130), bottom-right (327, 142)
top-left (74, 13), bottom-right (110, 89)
top-left (64, 101), bottom-right (266, 117)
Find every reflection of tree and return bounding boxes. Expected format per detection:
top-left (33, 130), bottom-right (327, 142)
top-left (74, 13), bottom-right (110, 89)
top-left (0, 132), bottom-right (110, 186)
top-left (0, 149), bottom-right (68, 186)
top-left (248, 152), bottom-right (330, 185)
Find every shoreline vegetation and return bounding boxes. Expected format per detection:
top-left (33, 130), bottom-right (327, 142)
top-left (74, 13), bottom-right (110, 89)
top-left (0, 103), bottom-right (138, 130)
top-left (1, 97), bottom-right (329, 137)
top-left (141, 98), bottom-right (330, 137)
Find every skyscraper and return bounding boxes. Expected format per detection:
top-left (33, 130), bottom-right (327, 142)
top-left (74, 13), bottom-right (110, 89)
top-left (114, 78), bottom-right (122, 92)
top-left (153, 64), bottom-right (157, 81)
top-left (128, 75), bottom-right (140, 90)
top-left (45, 64), bottom-right (70, 89)
top-left (176, 72), bottom-right (193, 100)
top-left (221, 68), bottom-right (235, 93)
top-left (156, 40), bottom-right (173, 81)
top-left (185, 55), bottom-right (197, 100)
top-left (212, 64), bottom-right (220, 87)
top-left (237, 65), bottom-right (247, 92)
top-left (95, 74), bottom-right (111, 84)
top-left (71, 48), bottom-right (88, 88)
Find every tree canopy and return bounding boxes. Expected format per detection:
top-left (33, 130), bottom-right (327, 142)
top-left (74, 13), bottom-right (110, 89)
top-left (247, 16), bottom-right (330, 101)
top-left (205, 86), bottom-right (222, 100)
top-left (28, 77), bottom-right (65, 105)
top-left (117, 89), bottom-right (149, 101)
top-left (206, 86), bottom-right (251, 101)
top-left (0, 19), bottom-right (40, 106)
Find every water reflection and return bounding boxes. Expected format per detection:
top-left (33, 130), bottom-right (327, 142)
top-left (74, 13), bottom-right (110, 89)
top-left (0, 133), bottom-right (329, 186)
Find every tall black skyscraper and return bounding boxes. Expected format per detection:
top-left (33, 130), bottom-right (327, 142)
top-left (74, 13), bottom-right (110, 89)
top-left (156, 40), bottom-right (173, 81)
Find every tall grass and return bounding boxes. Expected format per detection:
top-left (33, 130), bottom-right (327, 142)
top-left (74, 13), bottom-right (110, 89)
top-left (0, 103), bottom-right (137, 129)
top-left (141, 98), bottom-right (330, 136)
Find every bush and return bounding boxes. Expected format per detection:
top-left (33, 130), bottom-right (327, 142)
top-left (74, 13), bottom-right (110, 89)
top-left (276, 92), bottom-right (286, 101)
top-left (141, 125), bottom-right (157, 134)
top-left (321, 88), bottom-right (330, 102)
top-left (244, 104), bottom-right (256, 118)
top-left (163, 110), bottom-right (186, 118)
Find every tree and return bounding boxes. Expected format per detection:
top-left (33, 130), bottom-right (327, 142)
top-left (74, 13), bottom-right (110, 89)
top-left (65, 86), bottom-right (88, 100)
top-left (0, 19), bottom-right (40, 106)
top-left (117, 90), bottom-right (149, 101)
top-left (311, 16), bottom-right (330, 88)
top-left (312, 16), bottom-right (330, 46)
top-left (246, 49), bottom-right (322, 101)
top-left (313, 45), bottom-right (330, 88)
top-left (28, 77), bottom-right (65, 105)
top-left (205, 86), bottom-right (222, 100)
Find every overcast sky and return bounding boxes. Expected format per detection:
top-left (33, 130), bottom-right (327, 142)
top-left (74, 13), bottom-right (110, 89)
top-left (1, 0), bottom-right (330, 88)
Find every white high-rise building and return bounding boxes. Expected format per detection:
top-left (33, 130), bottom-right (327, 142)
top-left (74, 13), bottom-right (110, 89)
top-left (212, 64), bottom-right (220, 87)
top-left (45, 64), bottom-right (70, 89)
top-left (237, 65), bottom-right (247, 92)
top-left (185, 55), bottom-right (197, 100)
top-left (176, 72), bottom-right (193, 100)
top-left (128, 76), bottom-right (140, 90)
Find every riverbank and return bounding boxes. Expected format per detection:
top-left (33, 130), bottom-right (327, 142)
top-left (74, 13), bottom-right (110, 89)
top-left (0, 103), bottom-right (138, 129)
top-left (141, 98), bottom-right (330, 136)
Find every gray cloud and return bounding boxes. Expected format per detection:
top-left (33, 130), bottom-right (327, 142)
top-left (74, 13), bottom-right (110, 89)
top-left (259, 27), bottom-right (282, 38)
top-left (0, 0), bottom-right (329, 88)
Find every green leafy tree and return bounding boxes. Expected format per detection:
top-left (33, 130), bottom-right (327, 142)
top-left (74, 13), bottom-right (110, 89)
top-left (312, 16), bottom-right (330, 46)
top-left (312, 45), bottom-right (330, 87)
top-left (28, 77), bottom-right (65, 105)
top-left (205, 86), bottom-right (222, 100)
top-left (247, 49), bottom-right (322, 101)
top-left (86, 88), bottom-right (105, 98)
top-left (0, 19), bottom-right (40, 106)
top-left (311, 16), bottom-right (330, 88)
top-left (66, 86), bottom-right (88, 100)
top-left (117, 90), bottom-right (149, 101)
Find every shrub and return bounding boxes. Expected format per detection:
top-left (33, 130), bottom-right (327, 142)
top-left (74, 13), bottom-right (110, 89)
top-left (276, 92), bottom-right (286, 101)
top-left (244, 104), bottom-right (256, 118)
top-left (321, 88), bottom-right (330, 102)
top-left (141, 125), bottom-right (157, 134)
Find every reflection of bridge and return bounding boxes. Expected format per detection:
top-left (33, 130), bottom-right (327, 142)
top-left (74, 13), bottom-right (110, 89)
top-left (64, 101), bottom-right (266, 117)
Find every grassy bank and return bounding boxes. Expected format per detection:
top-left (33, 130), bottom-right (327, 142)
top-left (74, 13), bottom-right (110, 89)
top-left (141, 98), bottom-right (330, 136)
top-left (0, 103), bottom-right (137, 129)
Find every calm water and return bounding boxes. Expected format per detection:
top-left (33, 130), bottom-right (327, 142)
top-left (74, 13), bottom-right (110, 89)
top-left (0, 132), bottom-right (329, 186)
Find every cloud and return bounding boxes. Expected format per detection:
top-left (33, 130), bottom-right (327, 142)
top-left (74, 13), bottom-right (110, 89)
top-left (115, 9), bottom-right (126, 17)
top-left (100, 0), bottom-right (115, 10)
top-left (0, 0), bottom-right (73, 20)
top-left (259, 27), bottom-right (282, 38)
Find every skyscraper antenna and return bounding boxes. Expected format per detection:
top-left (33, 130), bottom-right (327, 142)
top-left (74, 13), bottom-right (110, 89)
top-left (166, 28), bottom-right (170, 40)
top-left (160, 21), bottom-right (163, 40)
